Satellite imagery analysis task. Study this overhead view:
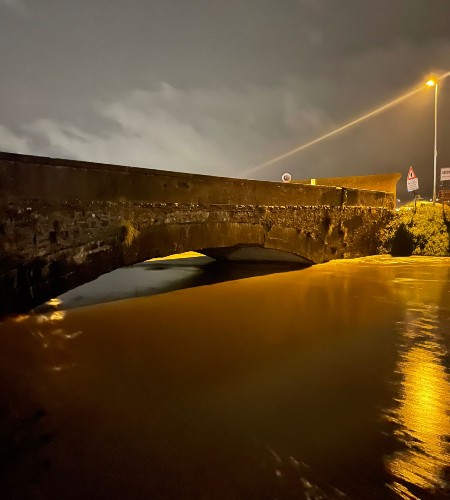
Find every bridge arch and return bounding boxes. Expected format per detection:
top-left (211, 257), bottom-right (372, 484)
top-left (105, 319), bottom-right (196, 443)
top-left (0, 152), bottom-right (396, 315)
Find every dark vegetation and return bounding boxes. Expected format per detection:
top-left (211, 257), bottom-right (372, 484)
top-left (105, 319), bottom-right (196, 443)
top-left (378, 202), bottom-right (450, 256)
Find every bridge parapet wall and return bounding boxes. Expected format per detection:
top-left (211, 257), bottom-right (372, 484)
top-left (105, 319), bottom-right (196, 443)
top-left (0, 152), bottom-right (394, 208)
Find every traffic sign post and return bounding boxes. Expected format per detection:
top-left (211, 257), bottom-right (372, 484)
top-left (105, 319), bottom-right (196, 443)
top-left (439, 168), bottom-right (450, 210)
top-left (406, 166), bottom-right (419, 208)
top-left (406, 166), bottom-right (419, 192)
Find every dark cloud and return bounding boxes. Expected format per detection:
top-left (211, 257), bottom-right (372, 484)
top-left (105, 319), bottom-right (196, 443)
top-left (1, 0), bottom-right (450, 200)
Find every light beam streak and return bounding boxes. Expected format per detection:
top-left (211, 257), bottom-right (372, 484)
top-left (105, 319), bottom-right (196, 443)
top-left (246, 72), bottom-right (450, 178)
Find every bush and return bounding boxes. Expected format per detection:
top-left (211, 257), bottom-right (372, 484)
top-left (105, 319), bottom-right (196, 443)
top-left (378, 202), bottom-right (450, 256)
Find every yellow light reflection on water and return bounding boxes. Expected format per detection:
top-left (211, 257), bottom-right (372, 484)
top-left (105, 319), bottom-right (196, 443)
top-left (147, 251), bottom-right (204, 261)
top-left (386, 303), bottom-right (450, 496)
top-left (47, 298), bottom-right (63, 307)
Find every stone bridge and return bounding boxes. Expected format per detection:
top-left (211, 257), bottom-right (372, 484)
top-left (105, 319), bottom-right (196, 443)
top-left (0, 152), bottom-right (399, 315)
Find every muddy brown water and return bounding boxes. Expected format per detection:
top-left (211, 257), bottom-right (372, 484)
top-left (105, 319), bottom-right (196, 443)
top-left (1, 255), bottom-right (449, 499)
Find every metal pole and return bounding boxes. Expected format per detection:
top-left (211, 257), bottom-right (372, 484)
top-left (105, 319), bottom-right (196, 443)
top-left (433, 83), bottom-right (438, 204)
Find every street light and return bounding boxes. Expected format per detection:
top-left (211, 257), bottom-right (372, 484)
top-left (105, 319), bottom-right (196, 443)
top-left (426, 78), bottom-right (438, 204)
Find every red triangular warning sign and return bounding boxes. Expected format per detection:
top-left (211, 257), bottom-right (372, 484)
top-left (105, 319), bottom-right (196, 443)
top-left (407, 166), bottom-right (417, 180)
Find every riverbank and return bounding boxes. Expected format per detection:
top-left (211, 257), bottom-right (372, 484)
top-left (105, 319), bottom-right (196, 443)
top-left (379, 201), bottom-right (450, 256)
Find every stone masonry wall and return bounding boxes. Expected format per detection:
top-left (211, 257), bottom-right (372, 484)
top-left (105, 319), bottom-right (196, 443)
top-left (0, 152), bottom-right (395, 315)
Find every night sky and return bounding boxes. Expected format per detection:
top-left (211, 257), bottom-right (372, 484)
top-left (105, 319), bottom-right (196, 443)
top-left (1, 0), bottom-right (450, 199)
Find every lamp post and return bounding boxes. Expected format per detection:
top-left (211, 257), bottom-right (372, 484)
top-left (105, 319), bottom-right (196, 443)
top-left (426, 79), bottom-right (438, 204)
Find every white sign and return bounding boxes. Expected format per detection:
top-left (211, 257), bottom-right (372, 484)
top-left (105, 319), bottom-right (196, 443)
top-left (407, 177), bottom-right (419, 192)
top-left (407, 166), bottom-right (419, 192)
top-left (281, 172), bottom-right (292, 183)
top-left (441, 167), bottom-right (450, 181)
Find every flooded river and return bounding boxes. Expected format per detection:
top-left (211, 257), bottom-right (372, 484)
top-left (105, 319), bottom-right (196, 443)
top-left (1, 255), bottom-right (450, 499)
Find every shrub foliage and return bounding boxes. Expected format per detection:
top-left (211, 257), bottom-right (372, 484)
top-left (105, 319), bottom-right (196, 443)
top-left (378, 202), bottom-right (450, 256)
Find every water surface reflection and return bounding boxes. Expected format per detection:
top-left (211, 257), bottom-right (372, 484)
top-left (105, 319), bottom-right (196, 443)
top-left (385, 267), bottom-right (450, 498)
top-left (0, 256), bottom-right (449, 498)
top-left (51, 252), bottom-right (309, 310)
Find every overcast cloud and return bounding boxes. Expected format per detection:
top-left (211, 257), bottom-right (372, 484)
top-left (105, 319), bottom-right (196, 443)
top-left (1, 0), bottom-right (450, 198)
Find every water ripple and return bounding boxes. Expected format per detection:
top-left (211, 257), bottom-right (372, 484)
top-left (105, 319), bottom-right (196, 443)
top-left (385, 302), bottom-right (450, 497)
